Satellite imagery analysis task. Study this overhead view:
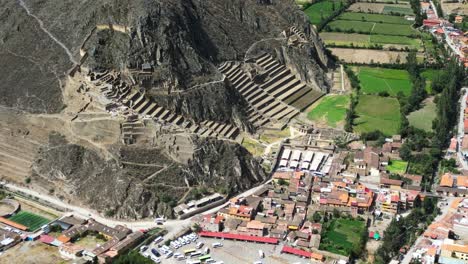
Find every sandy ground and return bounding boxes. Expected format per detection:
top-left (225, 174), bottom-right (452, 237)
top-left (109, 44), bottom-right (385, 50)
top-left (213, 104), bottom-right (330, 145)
top-left (441, 2), bottom-right (468, 15)
top-left (329, 48), bottom-right (409, 64)
top-left (0, 241), bottom-right (70, 264)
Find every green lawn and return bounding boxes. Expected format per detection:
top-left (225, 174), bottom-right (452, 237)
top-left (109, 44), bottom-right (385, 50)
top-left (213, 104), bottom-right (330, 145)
top-left (386, 160), bottom-right (408, 174)
top-left (319, 218), bottom-right (366, 256)
top-left (307, 95), bottom-right (350, 127)
top-left (8, 211), bottom-right (51, 231)
top-left (339, 12), bottom-right (412, 24)
top-left (356, 67), bottom-right (412, 97)
top-left (354, 95), bottom-right (401, 135)
top-left (303, 0), bottom-right (346, 25)
top-left (407, 98), bottom-right (436, 131)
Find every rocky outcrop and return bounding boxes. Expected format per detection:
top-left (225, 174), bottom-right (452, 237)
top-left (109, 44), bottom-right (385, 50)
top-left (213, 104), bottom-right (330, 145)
top-left (33, 133), bottom-right (266, 219)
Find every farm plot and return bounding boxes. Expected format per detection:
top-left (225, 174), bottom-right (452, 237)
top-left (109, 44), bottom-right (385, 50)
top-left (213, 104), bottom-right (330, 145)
top-left (382, 5), bottom-right (413, 15)
top-left (407, 97), bottom-right (436, 132)
top-left (421, 69), bottom-right (442, 93)
top-left (303, 0), bottom-right (347, 25)
top-left (356, 67), bottom-right (412, 97)
top-left (320, 32), bottom-right (370, 47)
top-left (373, 23), bottom-right (417, 36)
top-left (339, 12), bottom-right (412, 24)
top-left (370, 34), bottom-right (421, 47)
top-left (327, 20), bottom-right (375, 33)
top-left (329, 48), bottom-right (408, 64)
top-left (9, 211), bottom-right (51, 231)
top-left (307, 95), bottom-right (350, 128)
top-left (354, 95), bottom-right (401, 135)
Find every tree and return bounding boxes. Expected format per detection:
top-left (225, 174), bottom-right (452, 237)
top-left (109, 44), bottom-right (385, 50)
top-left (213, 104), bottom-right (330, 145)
top-left (114, 251), bottom-right (153, 264)
top-left (399, 143), bottom-right (412, 161)
top-left (413, 195), bottom-right (422, 208)
top-left (277, 178), bottom-right (288, 186)
top-left (312, 211), bottom-right (322, 223)
top-left (333, 208), bottom-right (340, 218)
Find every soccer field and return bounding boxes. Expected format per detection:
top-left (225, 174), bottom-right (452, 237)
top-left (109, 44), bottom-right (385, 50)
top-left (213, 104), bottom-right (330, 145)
top-left (9, 211), bottom-right (51, 231)
top-left (356, 67), bottom-right (412, 97)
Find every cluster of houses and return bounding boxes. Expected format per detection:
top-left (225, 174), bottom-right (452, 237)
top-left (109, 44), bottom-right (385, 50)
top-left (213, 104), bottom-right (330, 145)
top-left (436, 172), bottom-right (468, 196)
top-left (194, 171), bottom-right (334, 262)
top-left (406, 198), bottom-right (468, 264)
top-left (421, 2), bottom-right (468, 67)
top-left (38, 216), bottom-right (144, 263)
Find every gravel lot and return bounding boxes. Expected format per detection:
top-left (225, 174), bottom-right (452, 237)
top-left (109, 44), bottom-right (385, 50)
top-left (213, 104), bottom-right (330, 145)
top-left (141, 235), bottom-right (309, 264)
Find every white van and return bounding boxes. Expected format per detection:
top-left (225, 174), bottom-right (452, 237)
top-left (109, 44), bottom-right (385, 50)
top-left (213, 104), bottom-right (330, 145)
top-left (154, 236), bottom-right (163, 244)
top-left (212, 242), bottom-right (223, 248)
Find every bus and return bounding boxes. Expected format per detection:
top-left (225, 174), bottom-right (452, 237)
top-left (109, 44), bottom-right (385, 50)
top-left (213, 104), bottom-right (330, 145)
top-left (199, 255), bottom-right (211, 262)
top-left (184, 248), bottom-right (196, 256)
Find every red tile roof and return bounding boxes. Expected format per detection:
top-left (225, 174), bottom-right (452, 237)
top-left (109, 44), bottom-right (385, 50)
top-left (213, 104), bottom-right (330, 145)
top-left (199, 231), bottom-right (278, 244)
top-left (39, 235), bottom-right (55, 244)
top-left (281, 245), bottom-right (311, 258)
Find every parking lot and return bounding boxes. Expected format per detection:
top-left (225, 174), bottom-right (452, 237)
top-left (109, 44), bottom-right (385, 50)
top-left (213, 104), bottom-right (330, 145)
top-left (140, 233), bottom-right (309, 264)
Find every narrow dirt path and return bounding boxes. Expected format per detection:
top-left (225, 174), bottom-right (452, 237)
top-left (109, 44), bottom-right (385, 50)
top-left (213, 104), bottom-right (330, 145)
top-left (18, 0), bottom-right (78, 65)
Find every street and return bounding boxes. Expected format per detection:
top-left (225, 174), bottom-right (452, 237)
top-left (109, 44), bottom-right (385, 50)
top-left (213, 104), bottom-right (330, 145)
top-left (456, 88), bottom-right (468, 170)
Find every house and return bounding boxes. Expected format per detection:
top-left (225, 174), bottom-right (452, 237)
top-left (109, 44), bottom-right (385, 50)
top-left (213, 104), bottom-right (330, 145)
top-left (218, 205), bottom-right (254, 221)
top-left (461, 135), bottom-right (468, 156)
top-left (440, 173), bottom-right (454, 188)
top-left (403, 174), bottom-right (423, 186)
top-left (440, 242), bottom-right (468, 261)
top-left (376, 191), bottom-right (401, 215)
top-left (380, 177), bottom-right (403, 190)
top-left (464, 119), bottom-right (468, 134)
top-left (448, 137), bottom-right (458, 154)
top-left (198, 214), bottom-right (224, 232)
top-left (237, 220), bottom-right (265, 237)
top-left (59, 242), bottom-right (84, 260)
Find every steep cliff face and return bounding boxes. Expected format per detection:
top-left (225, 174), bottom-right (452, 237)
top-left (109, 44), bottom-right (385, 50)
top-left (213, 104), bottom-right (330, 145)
top-left (33, 133), bottom-right (266, 219)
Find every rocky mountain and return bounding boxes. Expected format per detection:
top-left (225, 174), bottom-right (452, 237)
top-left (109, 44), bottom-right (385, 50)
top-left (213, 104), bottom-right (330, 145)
top-left (0, 0), bottom-right (331, 219)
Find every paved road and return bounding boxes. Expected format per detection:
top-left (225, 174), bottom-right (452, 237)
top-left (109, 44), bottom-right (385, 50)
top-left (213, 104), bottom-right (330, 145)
top-left (4, 179), bottom-right (271, 240)
top-left (456, 88), bottom-right (468, 170)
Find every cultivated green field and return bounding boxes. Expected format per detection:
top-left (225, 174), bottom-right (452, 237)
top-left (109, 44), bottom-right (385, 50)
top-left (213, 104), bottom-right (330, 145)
top-left (382, 6), bottom-right (414, 15)
top-left (9, 211), bottom-right (51, 231)
top-left (354, 95), bottom-right (401, 135)
top-left (339, 12), bottom-right (412, 24)
top-left (322, 32), bottom-right (421, 49)
top-left (307, 95), bottom-right (350, 127)
top-left (356, 67), bottom-right (412, 96)
top-left (320, 218), bottom-right (366, 256)
top-left (370, 34), bottom-right (421, 47)
top-left (304, 0), bottom-right (346, 25)
top-left (386, 160), bottom-right (409, 174)
top-left (407, 98), bottom-right (436, 131)
top-left (327, 20), bottom-right (375, 33)
top-left (373, 23), bottom-right (417, 36)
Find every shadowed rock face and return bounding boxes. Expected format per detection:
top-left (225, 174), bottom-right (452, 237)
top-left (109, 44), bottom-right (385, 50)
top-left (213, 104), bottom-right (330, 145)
top-left (33, 133), bottom-right (266, 219)
top-left (4, 0), bottom-right (330, 219)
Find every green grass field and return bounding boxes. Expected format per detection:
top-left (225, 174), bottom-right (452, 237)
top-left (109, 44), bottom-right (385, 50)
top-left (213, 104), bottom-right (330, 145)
top-left (382, 6), bottom-right (414, 15)
top-left (373, 23), bottom-right (417, 36)
top-left (339, 12), bottom-right (412, 24)
top-left (386, 160), bottom-right (408, 174)
top-left (9, 211), bottom-right (51, 231)
top-left (407, 98), bottom-right (436, 131)
top-left (307, 95), bottom-right (350, 127)
top-left (421, 69), bottom-right (442, 93)
top-left (356, 67), bottom-right (412, 96)
top-left (321, 32), bottom-right (421, 49)
top-left (304, 0), bottom-right (346, 25)
top-left (354, 95), bottom-right (401, 135)
top-left (370, 34), bottom-right (421, 47)
top-left (327, 20), bottom-right (375, 33)
top-left (319, 218), bottom-right (366, 256)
